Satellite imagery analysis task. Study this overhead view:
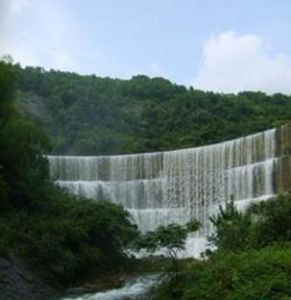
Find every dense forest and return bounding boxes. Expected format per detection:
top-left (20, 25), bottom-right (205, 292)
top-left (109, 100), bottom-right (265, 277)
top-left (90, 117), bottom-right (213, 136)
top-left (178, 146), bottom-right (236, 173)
top-left (0, 60), bottom-right (140, 299)
top-left (14, 64), bottom-right (291, 155)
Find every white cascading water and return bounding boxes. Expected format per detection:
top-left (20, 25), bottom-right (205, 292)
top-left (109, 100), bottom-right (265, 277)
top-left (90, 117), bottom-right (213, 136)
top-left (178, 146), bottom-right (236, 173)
top-left (48, 128), bottom-right (276, 256)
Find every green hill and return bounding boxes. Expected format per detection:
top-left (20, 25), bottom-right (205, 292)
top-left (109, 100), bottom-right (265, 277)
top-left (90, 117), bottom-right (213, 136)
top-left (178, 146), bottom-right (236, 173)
top-left (14, 65), bottom-right (291, 155)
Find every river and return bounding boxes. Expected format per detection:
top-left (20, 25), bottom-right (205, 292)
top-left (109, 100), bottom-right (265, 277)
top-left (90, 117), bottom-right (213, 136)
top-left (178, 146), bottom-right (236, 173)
top-left (60, 274), bottom-right (160, 300)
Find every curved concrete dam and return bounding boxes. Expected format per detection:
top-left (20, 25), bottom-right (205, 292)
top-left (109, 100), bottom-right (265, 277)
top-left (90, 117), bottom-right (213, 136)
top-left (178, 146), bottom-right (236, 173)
top-left (48, 124), bottom-right (291, 256)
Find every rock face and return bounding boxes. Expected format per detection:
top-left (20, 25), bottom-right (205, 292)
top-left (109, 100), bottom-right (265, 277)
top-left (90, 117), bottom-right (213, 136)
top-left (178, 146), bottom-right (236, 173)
top-left (0, 253), bottom-right (56, 300)
top-left (275, 123), bottom-right (291, 193)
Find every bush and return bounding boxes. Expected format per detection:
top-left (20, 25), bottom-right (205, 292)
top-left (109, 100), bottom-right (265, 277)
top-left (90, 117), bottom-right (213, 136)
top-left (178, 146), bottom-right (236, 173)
top-left (208, 200), bottom-right (252, 252)
top-left (183, 246), bottom-right (291, 300)
top-left (152, 194), bottom-right (291, 299)
top-left (248, 193), bottom-right (291, 247)
top-left (208, 193), bottom-right (291, 253)
top-left (15, 193), bottom-right (139, 285)
top-left (152, 246), bottom-right (291, 300)
top-left (133, 220), bottom-right (199, 272)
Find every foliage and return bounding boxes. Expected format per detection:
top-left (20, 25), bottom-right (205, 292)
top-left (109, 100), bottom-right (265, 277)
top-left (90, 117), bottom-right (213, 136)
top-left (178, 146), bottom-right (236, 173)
top-left (0, 59), bottom-right (16, 121)
top-left (16, 195), bottom-right (138, 284)
top-left (152, 194), bottom-right (291, 299)
top-left (208, 200), bottom-right (252, 252)
top-left (180, 246), bottom-right (291, 300)
top-left (248, 193), bottom-right (291, 247)
top-left (208, 193), bottom-right (291, 252)
top-left (0, 60), bottom-right (139, 287)
top-left (134, 220), bottom-right (199, 272)
top-left (12, 64), bottom-right (291, 155)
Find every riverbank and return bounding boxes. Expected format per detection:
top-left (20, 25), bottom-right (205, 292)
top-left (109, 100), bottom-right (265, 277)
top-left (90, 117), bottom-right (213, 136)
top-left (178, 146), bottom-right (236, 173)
top-left (57, 257), bottom-right (198, 299)
top-left (57, 257), bottom-right (174, 298)
top-left (0, 252), bottom-right (186, 300)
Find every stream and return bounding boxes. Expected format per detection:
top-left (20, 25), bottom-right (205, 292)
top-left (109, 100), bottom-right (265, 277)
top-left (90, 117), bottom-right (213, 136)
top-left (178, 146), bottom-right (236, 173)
top-left (60, 274), bottom-right (161, 300)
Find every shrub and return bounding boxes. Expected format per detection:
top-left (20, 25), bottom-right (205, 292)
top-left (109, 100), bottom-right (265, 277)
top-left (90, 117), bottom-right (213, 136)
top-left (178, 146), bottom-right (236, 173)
top-left (183, 246), bottom-right (291, 300)
top-left (208, 200), bottom-right (252, 252)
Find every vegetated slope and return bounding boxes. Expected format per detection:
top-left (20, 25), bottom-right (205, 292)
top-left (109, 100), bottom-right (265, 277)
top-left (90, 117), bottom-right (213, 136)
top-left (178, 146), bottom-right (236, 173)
top-left (0, 61), bottom-right (139, 298)
top-left (15, 65), bottom-right (291, 155)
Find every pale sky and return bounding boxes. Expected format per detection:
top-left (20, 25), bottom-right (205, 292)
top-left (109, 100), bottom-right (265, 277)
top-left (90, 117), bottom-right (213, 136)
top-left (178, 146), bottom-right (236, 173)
top-left (1, 0), bottom-right (291, 94)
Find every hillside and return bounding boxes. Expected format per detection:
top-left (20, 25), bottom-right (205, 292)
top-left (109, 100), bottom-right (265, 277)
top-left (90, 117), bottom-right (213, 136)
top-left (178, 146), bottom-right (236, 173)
top-left (14, 65), bottom-right (291, 155)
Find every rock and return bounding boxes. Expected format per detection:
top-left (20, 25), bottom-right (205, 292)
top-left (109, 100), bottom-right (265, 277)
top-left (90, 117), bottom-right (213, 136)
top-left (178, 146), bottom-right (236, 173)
top-left (0, 253), bottom-right (56, 300)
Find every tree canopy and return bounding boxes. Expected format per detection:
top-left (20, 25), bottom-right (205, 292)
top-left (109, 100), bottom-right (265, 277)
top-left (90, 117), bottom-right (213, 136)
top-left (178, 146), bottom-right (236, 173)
top-left (13, 64), bottom-right (291, 156)
top-left (0, 60), bottom-right (139, 287)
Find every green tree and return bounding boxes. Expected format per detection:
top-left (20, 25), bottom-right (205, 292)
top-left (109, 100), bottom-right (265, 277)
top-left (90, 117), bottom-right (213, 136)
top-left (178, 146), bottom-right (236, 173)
top-left (208, 200), bottom-right (252, 252)
top-left (134, 220), bottom-right (199, 272)
top-left (12, 62), bottom-right (291, 155)
top-left (248, 193), bottom-right (291, 247)
top-left (0, 59), bottom-right (140, 288)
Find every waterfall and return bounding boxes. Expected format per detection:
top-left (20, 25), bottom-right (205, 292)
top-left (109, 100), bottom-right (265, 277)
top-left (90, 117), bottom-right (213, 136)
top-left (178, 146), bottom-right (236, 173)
top-left (48, 128), bottom-right (277, 255)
